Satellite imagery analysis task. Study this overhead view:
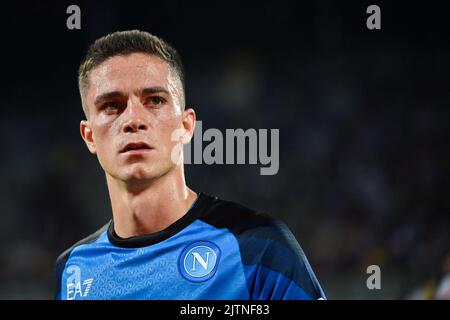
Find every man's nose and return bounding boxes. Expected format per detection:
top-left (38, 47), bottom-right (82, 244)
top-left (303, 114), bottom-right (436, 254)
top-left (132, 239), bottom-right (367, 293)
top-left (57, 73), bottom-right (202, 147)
top-left (122, 99), bottom-right (148, 133)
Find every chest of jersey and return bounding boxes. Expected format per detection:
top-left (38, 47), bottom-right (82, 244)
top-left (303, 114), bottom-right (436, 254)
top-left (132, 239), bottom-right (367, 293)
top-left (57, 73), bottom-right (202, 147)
top-left (59, 220), bottom-right (249, 300)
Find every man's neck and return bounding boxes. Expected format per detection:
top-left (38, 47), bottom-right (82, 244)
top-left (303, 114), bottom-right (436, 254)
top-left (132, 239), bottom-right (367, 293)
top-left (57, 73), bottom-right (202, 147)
top-left (106, 166), bottom-right (198, 238)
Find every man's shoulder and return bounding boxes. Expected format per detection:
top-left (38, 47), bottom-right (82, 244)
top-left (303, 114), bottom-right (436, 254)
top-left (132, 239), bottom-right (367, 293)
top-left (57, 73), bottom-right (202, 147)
top-left (199, 193), bottom-right (295, 246)
top-left (200, 193), bottom-right (325, 300)
top-left (55, 222), bottom-right (110, 266)
top-left (53, 222), bottom-right (110, 299)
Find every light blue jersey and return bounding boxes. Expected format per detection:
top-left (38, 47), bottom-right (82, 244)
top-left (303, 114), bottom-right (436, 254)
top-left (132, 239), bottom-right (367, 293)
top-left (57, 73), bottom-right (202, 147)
top-left (54, 193), bottom-right (325, 300)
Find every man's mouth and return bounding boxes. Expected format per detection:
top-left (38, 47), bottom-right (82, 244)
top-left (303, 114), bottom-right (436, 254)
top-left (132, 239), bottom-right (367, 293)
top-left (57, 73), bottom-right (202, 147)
top-left (120, 142), bottom-right (152, 154)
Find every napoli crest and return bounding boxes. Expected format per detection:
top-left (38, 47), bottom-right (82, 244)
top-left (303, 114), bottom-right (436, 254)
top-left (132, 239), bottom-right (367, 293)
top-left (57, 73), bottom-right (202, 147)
top-left (179, 241), bottom-right (221, 282)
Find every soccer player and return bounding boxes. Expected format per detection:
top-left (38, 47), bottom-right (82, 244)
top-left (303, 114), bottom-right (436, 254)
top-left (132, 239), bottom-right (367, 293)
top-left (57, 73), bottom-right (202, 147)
top-left (54, 30), bottom-right (326, 300)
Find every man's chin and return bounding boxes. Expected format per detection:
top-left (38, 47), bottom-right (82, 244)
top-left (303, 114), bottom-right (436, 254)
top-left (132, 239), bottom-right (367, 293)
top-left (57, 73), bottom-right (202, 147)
top-left (110, 162), bottom-right (176, 187)
top-left (120, 165), bottom-right (169, 185)
top-left (122, 169), bottom-right (158, 183)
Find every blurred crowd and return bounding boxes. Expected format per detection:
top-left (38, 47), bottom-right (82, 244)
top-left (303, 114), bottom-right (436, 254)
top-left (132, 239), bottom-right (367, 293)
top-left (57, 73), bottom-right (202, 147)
top-left (0, 1), bottom-right (448, 299)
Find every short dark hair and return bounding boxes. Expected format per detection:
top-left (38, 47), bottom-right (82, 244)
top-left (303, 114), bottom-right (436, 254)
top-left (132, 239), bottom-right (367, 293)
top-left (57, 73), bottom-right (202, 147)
top-left (78, 30), bottom-right (185, 116)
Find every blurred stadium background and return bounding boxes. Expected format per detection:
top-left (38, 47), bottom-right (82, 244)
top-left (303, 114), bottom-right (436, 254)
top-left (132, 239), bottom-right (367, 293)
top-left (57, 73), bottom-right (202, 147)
top-left (0, 1), bottom-right (449, 299)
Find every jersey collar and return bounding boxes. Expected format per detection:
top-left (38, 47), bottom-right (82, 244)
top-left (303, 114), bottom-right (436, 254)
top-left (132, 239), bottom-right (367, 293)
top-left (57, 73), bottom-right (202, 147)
top-left (107, 192), bottom-right (210, 248)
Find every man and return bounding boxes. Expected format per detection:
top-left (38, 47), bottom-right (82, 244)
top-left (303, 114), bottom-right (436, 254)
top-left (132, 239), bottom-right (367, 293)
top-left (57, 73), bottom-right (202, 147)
top-left (54, 30), bottom-right (325, 300)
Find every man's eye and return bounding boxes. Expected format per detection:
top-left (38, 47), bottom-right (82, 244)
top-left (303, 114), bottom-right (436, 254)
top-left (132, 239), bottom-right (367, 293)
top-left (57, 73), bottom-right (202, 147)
top-left (145, 96), bottom-right (166, 106)
top-left (102, 102), bottom-right (120, 112)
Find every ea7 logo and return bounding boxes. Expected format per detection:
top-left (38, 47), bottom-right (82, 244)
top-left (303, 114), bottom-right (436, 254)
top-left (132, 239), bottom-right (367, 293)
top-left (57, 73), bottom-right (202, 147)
top-left (66, 265), bottom-right (94, 300)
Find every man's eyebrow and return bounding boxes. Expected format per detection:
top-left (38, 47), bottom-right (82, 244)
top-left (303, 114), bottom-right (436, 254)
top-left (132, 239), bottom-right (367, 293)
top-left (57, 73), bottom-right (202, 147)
top-left (140, 87), bottom-right (170, 96)
top-left (94, 91), bottom-right (124, 105)
top-left (93, 87), bottom-right (170, 105)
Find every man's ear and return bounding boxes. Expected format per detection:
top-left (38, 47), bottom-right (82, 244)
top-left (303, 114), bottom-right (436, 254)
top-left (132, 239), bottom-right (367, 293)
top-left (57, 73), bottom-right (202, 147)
top-left (181, 108), bottom-right (196, 144)
top-left (80, 120), bottom-right (97, 154)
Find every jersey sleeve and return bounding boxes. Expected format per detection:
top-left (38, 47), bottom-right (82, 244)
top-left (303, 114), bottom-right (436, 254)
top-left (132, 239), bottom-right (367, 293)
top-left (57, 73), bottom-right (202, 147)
top-left (53, 223), bottom-right (110, 300)
top-left (54, 247), bottom-right (72, 300)
top-left (240, 218), bottom-right (326, 300)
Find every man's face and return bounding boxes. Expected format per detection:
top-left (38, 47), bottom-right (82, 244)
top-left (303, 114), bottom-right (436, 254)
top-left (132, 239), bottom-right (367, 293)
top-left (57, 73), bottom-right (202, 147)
top-left (80, 53), bottom-right (194, 186)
